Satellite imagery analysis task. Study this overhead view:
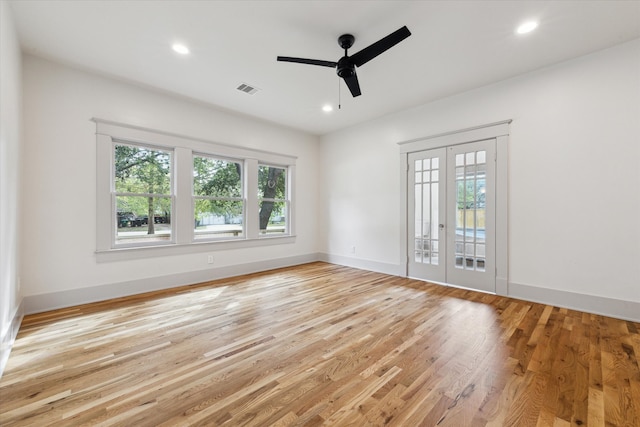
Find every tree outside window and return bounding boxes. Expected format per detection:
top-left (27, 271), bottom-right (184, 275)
top-left (193, 155), bottom-right (243, 239)
top-left (114, 144), bottom-right (172, 244)
top-left (258, 165), bottom-right (287, 234)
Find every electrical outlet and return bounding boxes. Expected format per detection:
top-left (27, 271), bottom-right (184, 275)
top-left (207, 255), bottom-right (214, 264)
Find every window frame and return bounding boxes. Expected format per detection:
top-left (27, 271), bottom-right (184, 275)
top-left (94, 118), bottom-right (297, 262)
top-left (192, 153), bottom-right (245, 241)
top-left (112, 140), bottom-right (176, 248)
top-left (258, 163), bottom-right (290, 237)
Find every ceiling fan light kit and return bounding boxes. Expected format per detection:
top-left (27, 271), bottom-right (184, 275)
top-left (277, 26), bottom-right (411, 98)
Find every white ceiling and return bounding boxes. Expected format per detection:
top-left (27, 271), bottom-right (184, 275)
top-left (9, 0), bottom-right (640, 135)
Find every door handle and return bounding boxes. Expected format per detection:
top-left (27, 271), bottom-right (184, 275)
top-left (439, 224), bottom-right (445, 230)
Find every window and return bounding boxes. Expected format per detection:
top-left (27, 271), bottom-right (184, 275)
top-left (258, 165), bottom-right (288, 235)
top-left (114, 143), bottom-right (173, 246)
top-left (193, 155), bottom-right (243, 239)
top-left (95, 119), bottom-right (296, 260)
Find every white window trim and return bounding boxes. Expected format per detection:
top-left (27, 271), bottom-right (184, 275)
top-left (94, 118), bottom-right (297, 262)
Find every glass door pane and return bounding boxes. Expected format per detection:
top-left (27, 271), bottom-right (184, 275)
top-left (454, 151), bottom-right (486, 272)
top-left (408, 148), bottom-right (446, 282)
top-left (446, 139), bottom-right (496, 293)
top-left (413, 155), bottom-right (440, 265)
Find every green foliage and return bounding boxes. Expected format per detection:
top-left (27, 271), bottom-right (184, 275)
top-left (193, 156), bottom-right (242, 220)
top-left (193, 157), bottom-right (241, 197)
top-left (456, 177), bottom-right (486, 209)
top-left (115, 145), bottom-right (171, 218)
top-left (115, 145), bottom-right (171, 195)
top-left (117, 196), bottom-right (170, 218)
top-left (115, 148), bottom-right (286, 228)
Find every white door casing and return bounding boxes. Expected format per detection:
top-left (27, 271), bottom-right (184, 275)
top-left (399, 121), bottom-right (509, 295)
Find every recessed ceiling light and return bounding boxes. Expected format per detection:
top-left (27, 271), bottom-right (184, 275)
top-left (516, 21), bottom-right (538, 35)
top-left (172, 43), bottom-right (190, 55)
top-left (322, 105), bottom-right (333, 113)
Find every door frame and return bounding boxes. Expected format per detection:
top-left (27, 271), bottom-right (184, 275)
top-left (398, 120), bottom-right (510, 296)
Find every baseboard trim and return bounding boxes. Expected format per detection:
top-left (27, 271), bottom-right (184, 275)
top-left (23, 253), bottom-right (321, 315)
top-left (21, 254), bottom-right (639, 323)
top-left (0, 299), bottom-right (24, 378)
top-left (318, 253), bottom-right (403, 276)
top-left (508, 281), bottom-right (640, 323)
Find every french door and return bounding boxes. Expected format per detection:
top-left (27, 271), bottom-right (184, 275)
top-left (408, 139), bottom-right (496, 293)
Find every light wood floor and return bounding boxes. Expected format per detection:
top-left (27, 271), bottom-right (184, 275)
top-left (1, 262), bottom-right (639, 426)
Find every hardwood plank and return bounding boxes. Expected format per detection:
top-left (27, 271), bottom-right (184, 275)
top-left (1, 262), bottom-right (638, 426)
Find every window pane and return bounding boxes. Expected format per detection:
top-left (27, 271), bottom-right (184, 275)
top-left (259, 200), bottom-right (287, 234)
top-left (414, 184), bottom-right (422, 237)
top-left (431, 183), bottom-right (439, 239)
top-left (476, 175), bottom-right (486, 209)
top-left (466, 152), bottom-right (475, 165)
top-left (115, 145), bottom-right (171, 194)
top-left (258, 166), bottom-right (286, 199)
top-left (476, 150), bottom-right (486, 164)
top-left (259, 165), bottom-right (288, 235)
top-left (422, 184), bottom-right (430, 237)
top-left (465, 243), bottom-right (475, 257)
top-left (116, 196), bottom-right (171, 244)
top-left (194, 199), bottom-right (243, 239)
top-left (193, 156), bottom-right (242, 198)
top-left (431, 241), bottom-right (439, 265)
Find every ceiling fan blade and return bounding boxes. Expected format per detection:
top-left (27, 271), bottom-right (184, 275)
top-left (277, 56), bottom-right (337, 68)
top-left (350, 26), bottom-right (411, 67)
top-left (343, 73), bottom-right (361, 97)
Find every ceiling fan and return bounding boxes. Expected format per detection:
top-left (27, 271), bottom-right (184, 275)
top-left (277, 26), bottom-right (411, 98)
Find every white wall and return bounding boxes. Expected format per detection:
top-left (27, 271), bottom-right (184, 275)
top-left (320, 39), bottom-right (640, 311)
top-left (0, 0), bottom-right (23, 375)
top-left (21, 55), bottom-right (319, 303)
top-left (16, 35), bottom-right (640, 321)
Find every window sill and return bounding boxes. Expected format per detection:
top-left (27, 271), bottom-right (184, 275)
top-left (96, 235), bottom-right (296, 263)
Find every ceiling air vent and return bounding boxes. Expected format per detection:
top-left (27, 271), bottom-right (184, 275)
top-left (236, 83), bottom-right (259, 95)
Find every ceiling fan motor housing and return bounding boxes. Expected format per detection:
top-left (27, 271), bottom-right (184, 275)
top-left (337, 57), bottom-right (355, 78)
